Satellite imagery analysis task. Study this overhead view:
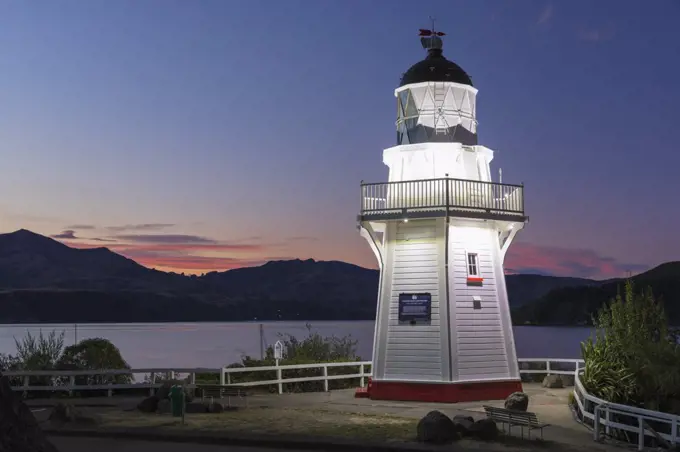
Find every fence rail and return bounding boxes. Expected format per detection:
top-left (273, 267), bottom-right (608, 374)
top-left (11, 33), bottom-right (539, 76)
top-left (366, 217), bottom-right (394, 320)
top-left (573, 368), bottom-right (680, 450)
top-left (4, 358), bottom-right (580, 397)
top-left (360, 177), bottom-right (525, 220)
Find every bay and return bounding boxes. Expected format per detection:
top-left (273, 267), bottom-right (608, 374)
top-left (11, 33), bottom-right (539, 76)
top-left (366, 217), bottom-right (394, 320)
top-left (0, 322), bottom-right (593, 368)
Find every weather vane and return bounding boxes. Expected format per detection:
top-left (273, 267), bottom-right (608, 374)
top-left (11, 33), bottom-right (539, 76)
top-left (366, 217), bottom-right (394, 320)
top-left (418, 17), bottom-right (446, 50)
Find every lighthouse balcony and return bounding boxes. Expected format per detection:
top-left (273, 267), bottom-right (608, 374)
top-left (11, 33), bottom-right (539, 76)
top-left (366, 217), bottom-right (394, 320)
top-left (359, 178), bottom-right (526, 222)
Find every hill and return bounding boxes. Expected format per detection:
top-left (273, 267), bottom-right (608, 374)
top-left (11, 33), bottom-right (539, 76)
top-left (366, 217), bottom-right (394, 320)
top-left (511, 262), bottom-right (680, 325)
top-left (0, 228), bottom-right (648, 324)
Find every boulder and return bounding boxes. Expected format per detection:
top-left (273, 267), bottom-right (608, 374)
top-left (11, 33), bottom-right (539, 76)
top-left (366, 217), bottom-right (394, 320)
top-left (0, 373), bottom-right (61, 452)
top-left (48, 403), bottom-right (99, 426)
top-left (207, 402), bottom-right (224, 413)
top-left (468, 418), bottom-right (499, 441)
top-left (504, 392), bottom-right (529, 411)
top-left (416, 410), bottom-right (459, 444)
top-left (452, 414), bottom-right (474, 437)
top-left (185, 402), bottom-right (208, 414)
top-left (137, 396), bottom-right (159, 413)
top-left (156, 399), bottom-right (171, 414)
top-left (542, 375), bottom-right (564, 389)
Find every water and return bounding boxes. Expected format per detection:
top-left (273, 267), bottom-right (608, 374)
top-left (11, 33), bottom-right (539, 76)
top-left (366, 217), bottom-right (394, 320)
top-left (0, 322), bottom-right (594, 368)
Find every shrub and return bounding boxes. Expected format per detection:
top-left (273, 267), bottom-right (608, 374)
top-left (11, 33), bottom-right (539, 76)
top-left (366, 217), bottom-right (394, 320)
top-left (226, 324), bottom-right (363, 393)
top-left (580, 280), bottom-right (680, 413)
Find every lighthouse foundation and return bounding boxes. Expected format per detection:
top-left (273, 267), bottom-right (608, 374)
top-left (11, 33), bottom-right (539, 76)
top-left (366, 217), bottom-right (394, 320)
top-left (368, 379), bottom-right (523, 403)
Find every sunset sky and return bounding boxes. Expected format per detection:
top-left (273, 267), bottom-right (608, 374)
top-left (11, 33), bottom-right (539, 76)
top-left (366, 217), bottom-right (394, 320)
top-left (1, 0), bottom-right (678, 279)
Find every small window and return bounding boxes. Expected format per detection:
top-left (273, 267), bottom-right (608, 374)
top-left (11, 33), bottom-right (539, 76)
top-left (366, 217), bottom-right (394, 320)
top-left (467, 252), bottom-right (478, 277)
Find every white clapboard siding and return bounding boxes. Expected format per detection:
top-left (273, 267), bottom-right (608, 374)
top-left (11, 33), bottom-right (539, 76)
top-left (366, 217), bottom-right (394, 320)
top-left (384, 220), bottom-right (442, 381)
top-left (450, 225), bottom-right (510, 380)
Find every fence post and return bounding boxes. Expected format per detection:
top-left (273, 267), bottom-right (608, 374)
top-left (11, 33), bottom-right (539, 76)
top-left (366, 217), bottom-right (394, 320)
top-left (219, 368), bottom-right (226, 386)
top-left (277, 363), bottom-right (283, 395)
top-left (593, 405), bottom-right (601, 441)
top-left (546, 361), bottom-right (551, 376)
top-left (68, 376), bottom-right (75, 397)
top-left (638, 417), bottom-right (645, 451)
top-left (360, 364), bottom-right (365, 387)
top-left (107, 383), bottom-right (113, 398)
top-left (149, 372), bottom-right (156, 396)
top-left (672, 417), bottom-right (678, 446)
top-left (323, 365), bottom-right (329, 392)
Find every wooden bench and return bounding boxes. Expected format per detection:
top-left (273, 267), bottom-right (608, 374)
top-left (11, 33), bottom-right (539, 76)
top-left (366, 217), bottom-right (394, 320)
top-left (197, 384), bottom-right (249, 408)
top-left (483, 405), bottom-right (550, 440)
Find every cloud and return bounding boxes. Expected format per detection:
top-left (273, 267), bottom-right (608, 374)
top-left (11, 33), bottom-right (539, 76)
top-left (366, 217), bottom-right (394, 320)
top-left (113, 234), bottom-right (217, 244)
top-left (506, 242), bottom-right (647, 279)
top-left (577, 24), bottom-right (615, 42)
top-left (106, 223), bottom-right (175, 232)
top-left (537, 4), bottom-right (553, 26)
top-left (65, 224), bottom-right (97, 230)
top-left (51, 230), bottom-right (78, 239)
top-left (287, 236), bottom-right (319, 242)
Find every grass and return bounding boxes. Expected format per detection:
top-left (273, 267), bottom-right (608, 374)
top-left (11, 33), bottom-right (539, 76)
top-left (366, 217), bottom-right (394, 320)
top-left (96, 407), bottom-right (418, 442)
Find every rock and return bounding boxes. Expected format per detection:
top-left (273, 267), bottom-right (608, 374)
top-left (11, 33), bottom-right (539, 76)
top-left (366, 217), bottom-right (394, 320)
top-left (504, 392), bottom-right (529, 411)
top-left (416, 410), bottom-right (459, 444)
top-left (0, 373), bottom-right (61, 452)
top-left (542, 375), bottom-right (564, 389)
top-left (185, 402), bottom-right (208, 414)
top-left (560, 374), bottom-right (575, 386)
top-left (137, 396), bottom-right (159, 413)
top-left (469, 418), bottom-right (499, 440)
top-left (207, 402), bottom-right (224, 413)
top-left (48, 403), bottom-right (99, 426)
top-left (157, 399), bottom-right (171, 414)
top-left (452, 414), bottom-right (474, 437)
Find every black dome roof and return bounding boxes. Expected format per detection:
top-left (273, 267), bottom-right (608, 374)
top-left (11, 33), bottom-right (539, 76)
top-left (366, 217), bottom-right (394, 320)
top-left (400, 48), bottom-right (473, 87)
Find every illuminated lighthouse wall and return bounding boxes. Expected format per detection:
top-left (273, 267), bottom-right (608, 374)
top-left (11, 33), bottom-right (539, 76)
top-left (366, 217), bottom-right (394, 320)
top-left (359, 33), bottom-right (526, 403)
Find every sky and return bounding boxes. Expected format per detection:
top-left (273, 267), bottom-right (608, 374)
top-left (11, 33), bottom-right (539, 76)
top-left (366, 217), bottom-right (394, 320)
top-left (1, 0), bottom-right (679, 279)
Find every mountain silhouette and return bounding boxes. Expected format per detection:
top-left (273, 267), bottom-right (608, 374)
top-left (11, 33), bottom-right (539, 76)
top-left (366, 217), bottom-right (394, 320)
top-left (0, 229), bottom-right (664, 325)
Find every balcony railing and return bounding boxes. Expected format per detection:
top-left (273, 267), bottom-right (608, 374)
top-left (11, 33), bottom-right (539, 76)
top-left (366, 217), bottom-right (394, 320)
top-left (360, 177), bottom-right (525, 221)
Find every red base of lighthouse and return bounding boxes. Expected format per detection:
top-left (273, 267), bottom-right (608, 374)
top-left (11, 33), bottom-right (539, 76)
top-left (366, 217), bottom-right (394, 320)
top-left (365, 379), bottom-right (522, 403)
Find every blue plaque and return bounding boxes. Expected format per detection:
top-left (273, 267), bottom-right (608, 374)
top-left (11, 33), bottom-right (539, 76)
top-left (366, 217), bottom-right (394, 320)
top-left (398, 293), bottom-right (432, 324)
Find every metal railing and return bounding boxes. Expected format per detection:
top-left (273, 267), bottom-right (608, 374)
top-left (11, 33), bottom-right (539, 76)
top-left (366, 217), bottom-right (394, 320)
top-left (573, 368), bottom-right (680, 450)
top-left (360, 177), bottom-right (524, 219)
top-left (5, 358), bottom-right (578, 397)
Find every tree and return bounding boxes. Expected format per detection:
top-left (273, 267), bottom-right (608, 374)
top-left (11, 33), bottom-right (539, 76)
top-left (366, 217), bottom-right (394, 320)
top-left (57, 338), bottom-right (132, 385)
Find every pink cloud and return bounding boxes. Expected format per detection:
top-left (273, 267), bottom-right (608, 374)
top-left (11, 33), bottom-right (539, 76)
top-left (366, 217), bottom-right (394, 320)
top-left (506, 242), bottom-right (646, 279)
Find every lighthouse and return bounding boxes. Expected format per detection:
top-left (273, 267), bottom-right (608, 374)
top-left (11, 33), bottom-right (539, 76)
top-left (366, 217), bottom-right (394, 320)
top-left (358, 28), bottom-right (527, 403)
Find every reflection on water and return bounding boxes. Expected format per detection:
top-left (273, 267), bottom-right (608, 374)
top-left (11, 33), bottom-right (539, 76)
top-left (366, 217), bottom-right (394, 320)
top-left (0, 321), bottom-right (593, 368)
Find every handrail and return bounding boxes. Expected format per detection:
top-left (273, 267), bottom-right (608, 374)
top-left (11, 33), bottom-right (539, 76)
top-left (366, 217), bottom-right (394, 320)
top-left (573, 368), bottom-right (680, 450)
top-left (359, 177), bottom-right (525, 219)
top-left (361, 177), bottom-right (524, 189)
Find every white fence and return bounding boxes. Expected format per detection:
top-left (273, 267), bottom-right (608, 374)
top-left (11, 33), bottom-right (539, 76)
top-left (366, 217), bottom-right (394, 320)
top-left (4, 358), bottom-right (580, 397)
top-left (573, 369), bottom-right (680, 450)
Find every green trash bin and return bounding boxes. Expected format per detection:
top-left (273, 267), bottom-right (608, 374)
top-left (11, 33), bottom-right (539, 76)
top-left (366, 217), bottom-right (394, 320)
top-left (169, 385), bottom-right (184, 417)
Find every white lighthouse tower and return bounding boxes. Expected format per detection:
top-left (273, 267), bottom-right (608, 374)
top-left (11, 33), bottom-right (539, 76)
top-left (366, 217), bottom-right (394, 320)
top-left (358, 29), bottom-right (527, 403)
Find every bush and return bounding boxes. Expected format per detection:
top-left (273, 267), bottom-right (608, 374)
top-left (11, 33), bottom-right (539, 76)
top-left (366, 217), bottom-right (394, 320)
top-left (57, 338), bottom-right (133, 392)
top-left (226, 324), bottom-right (364, 393)
top-left (580, 280), bottom-right (680, 413)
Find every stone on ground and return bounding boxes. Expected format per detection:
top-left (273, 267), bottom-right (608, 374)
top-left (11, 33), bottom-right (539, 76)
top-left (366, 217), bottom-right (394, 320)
top-left (137, 396), bottom-right (159, 413)
top-left (185, 402), bottom-right (208, 414)
top-left (156, 399), bottom-right (171, 414)
top-left (207, 402), bottom-right (224, 413)
top-left (542, 375), bottom-right (564, 389)
top-left (468, 418), bottom-right (499, 440)
top-left (416, 410), bottom-right (459, 444)
top-left (452, 414), bottom-right (474, 437)
top-left (0, 373), bottom-right (60, 452)
top-left (504, 391), bottom-right (529, 411)
top-left (48, 403), bottom-right (99, 426)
